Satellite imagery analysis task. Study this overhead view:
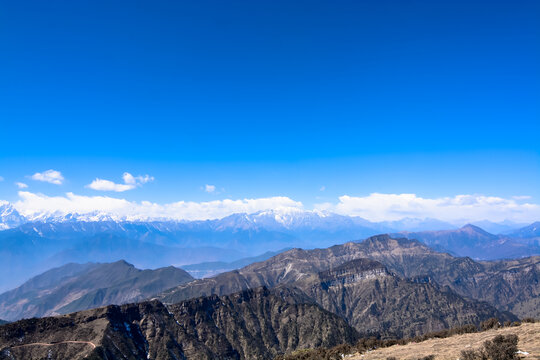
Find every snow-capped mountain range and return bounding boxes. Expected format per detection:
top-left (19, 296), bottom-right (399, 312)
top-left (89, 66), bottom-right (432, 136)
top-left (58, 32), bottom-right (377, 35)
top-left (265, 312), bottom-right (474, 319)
top-left (0, 202), bottom-right (27, 230)
top-left (0, 201), bottom-right (387, 231)
top-left (0, 201), bottom-right (531, 234)
top-left (0, 200), bottom-right (538, 293)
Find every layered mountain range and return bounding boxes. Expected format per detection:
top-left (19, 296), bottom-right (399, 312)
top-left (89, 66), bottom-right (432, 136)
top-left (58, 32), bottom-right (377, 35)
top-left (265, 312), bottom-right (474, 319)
top-left (1, 234), bottom-right (538, 359)
top-left (0, 261), bottom-right (193, 321)
top-left (1, 201), bottom-right (539, 293)
top-left (0, 288), bottom-right (358, 360)
top-left (398, 224), bottom-right (540, 259)
top-left (284, 258), bottom-right (512, 338)
top-left (158, 235), bottom-right (539, 319)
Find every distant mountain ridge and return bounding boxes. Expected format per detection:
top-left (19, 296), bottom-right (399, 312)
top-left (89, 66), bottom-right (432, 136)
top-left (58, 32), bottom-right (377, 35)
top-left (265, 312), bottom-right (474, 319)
top-left (1, 202), bottom-right (535, 250)
top-left (182, 248), bottom-right (291, 278)
top-left (158, 234), bottom-right (539, 319)
top-left (507, 221), bottom-right (540, 239)
top-left (1, 201), bottom-right (538, 293)
top-left (0, 229), bottom-right (244, 293)
top-left (399, 224), bottom-right (540, 259)
top-left (0, 260), bottom-right (194, 321)
top-left (1, 201), bottom-right (529, 233)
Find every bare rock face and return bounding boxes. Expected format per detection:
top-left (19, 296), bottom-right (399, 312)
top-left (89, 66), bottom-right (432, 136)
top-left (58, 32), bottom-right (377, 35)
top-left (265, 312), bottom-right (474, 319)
top-left (290, 259), bottom-right (514, 338)
top-left (0, 287), bottom-right (357, 360)
top-left (158, 235), bottom-right (540, 319)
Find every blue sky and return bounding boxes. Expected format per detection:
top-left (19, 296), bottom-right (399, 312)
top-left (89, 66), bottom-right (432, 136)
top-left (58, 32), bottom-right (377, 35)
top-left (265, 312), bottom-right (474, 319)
top-left (0, 0), bottom-right (539, 221)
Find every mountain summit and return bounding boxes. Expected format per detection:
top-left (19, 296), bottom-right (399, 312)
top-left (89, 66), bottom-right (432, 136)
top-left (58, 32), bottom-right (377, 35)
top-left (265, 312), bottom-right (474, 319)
top-left (0, 203), bottom-right (25, 230)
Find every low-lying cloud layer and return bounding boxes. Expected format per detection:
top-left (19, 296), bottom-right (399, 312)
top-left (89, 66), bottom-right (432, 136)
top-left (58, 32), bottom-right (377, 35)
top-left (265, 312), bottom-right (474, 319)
top-left (10, 191), bottom-right (540, 223)
top-left (314, 193), bottom-right (540, 223)
top-left (14, 191), bottom-right (302, 221)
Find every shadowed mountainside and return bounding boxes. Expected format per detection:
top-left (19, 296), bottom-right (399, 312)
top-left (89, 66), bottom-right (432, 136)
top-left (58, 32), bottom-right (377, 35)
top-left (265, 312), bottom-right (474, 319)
top-left (0, 287), bottom-right (357, 360)
top-left (158, 235), bottom-right (540, 319)
top-left (0, 260), bottom-right (193, 321)
top-left (288, 259), bottom-right (514, 338)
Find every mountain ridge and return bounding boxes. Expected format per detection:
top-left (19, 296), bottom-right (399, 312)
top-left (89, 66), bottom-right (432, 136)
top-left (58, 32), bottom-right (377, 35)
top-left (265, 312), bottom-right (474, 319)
top-left (4, 201), bottom-right (532, 234)
top-left (0, 260), bottom-right (194, 321)
top-left (398, 224), bottom-right (540, 259)
top-left (0, 287), bottom-right (358, 360)
top-left (157, 234), bottom-right (540, 319)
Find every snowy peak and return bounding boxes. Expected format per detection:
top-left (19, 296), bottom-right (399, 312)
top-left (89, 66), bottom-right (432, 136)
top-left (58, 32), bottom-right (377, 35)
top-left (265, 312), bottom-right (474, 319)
top-left (250, 209), bottom-right (335, 229)
top-left (216, 208), bottom-right (377, 232)
top-left (0, 202), bottom-right (26, 230)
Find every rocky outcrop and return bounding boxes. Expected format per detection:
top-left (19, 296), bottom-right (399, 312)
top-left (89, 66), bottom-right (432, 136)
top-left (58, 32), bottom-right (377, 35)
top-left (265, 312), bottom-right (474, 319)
top-left (289, 259), bottom-right (514, 338)
top-left (158, 235), bottom-right (540, 319)
top-left (0, 287), bottom-right (357, 360)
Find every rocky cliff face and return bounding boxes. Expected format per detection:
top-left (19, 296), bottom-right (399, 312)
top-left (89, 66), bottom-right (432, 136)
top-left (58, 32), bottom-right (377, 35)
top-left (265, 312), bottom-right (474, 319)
top-left (157, 235), bottom-right (540, 319)
top-left (316, 258), bottom-right (389, 287)
top-left (289, 259), bottom-right (514, 338)
top-left (0, 287), bottom-right (357, 360)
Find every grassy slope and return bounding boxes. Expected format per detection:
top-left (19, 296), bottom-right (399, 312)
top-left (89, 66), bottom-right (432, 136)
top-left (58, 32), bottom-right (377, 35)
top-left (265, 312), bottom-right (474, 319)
top-left (349, 323), bottom-right (540, 360)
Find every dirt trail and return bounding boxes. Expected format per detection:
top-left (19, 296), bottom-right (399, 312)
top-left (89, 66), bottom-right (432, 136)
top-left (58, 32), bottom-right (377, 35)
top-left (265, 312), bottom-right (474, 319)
top-left (8, 340), bottom-right (96, 349)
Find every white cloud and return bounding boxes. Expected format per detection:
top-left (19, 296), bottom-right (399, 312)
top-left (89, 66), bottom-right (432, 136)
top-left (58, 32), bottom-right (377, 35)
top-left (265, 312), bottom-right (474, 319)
top-left (13, 192), bottom-right (303, 221)
top-left (87, 179), bottom-right (136, 192)
top-left (315, 193), bottom-right (540, 223)
top-left (205, 184), bottom-right (216, 193)
top-left (320, 186), bottom-right (326, 192)
top-left (7, 191), bottom-right (540, 223)
top-left (15, 182), bottom-right (28, 189)
top-left (0, 176), bottom-right (4, 182)
top-left (123, 172), bottom-right (153, 185)
top-left (87, 172), bottom-right (154, 192)
top-left (31, 170), bottom-right (64, 185)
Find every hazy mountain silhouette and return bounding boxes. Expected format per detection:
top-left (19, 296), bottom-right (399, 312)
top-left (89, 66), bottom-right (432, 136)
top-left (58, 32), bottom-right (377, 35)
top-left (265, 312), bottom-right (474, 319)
top-left (0, 260), bottom-right (193, 321)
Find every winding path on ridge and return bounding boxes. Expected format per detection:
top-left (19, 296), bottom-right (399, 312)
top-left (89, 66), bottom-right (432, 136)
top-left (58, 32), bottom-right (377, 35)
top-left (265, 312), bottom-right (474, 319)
top-left (7, 340), bottom-right (96, 350)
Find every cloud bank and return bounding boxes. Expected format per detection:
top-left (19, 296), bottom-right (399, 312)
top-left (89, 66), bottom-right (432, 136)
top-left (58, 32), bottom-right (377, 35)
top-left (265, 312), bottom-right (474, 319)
top-left (30, 170), bottom-right (64, 185)
top-left (9, 192), bottom-right (540, 223)
top-left (87, 172), bottom-right (154, 192)
top-left (14, 192), bottom-right (303, 221)
top-left (315, 193), bottom-right (540, 223)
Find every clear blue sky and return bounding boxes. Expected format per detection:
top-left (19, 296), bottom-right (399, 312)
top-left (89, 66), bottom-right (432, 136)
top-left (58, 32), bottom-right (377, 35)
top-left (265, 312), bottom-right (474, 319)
top-left (0, 0), bottom-right (539, 207)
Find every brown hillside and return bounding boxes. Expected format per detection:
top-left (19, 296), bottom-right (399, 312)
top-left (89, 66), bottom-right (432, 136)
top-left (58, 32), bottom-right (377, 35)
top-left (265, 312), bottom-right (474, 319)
top-left (349, 322), bottom-right (540, 360)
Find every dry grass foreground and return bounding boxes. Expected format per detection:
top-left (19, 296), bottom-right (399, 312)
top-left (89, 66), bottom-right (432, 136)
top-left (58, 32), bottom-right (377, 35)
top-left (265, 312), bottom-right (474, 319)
top-left (348, 322), bottom-right (540, 360)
